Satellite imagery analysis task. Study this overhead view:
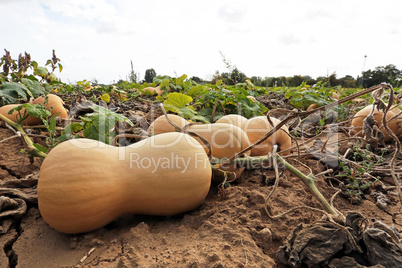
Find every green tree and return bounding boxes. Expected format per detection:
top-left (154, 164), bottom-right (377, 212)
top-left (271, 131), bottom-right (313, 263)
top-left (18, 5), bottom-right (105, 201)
top-left (277, 76), bottom-right (288, 87)
top-left (210, 70), bottom-right (223, 85)
top-left (339, 75), bottom-right (356, 88)
top-left (144, 68), bottom-right (156, 83)
top-left (288, 75), bottom-right (304, 86)
top-left (328, 73), bottom-right (340, 87)
top-left (362, 64), bottom-right (401, 88)
top-left (250, 76), bottom-right (262, 86)
top-left (261, 77), bottom-right (276, 87)
top-left (190, 76), bottom-right (203, 84)
top-left (230, 68), bottom-right (247, 84)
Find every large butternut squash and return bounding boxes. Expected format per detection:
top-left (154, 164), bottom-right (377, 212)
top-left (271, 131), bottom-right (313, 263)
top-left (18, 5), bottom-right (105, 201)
top-left (38, 132), bottom-right (212, 234)
top-left (245, 116), bottom-right (291, 156)
top-left (0, 94), bottom-right (69, 125)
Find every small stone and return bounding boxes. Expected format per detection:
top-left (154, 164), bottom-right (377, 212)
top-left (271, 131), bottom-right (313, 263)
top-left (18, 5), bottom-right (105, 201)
top-left (208, 253), bottom-right (221, 262)
top-left (89, 238), bottom-right (105, 247)
top-left (223, 244), bottom-right (231, 250)
top-left (212, 261), bottom-right (224, 268)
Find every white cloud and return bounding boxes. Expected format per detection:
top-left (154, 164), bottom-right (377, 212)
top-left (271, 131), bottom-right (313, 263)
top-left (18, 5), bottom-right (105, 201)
top-left (41, 0), bottom-right (116, 20)
top-left (218, 2), bottom-right (247, 23)
top-left (278, 34), bottom-right (300, 45)
top-left (0, 0), bottom-right (401, 84)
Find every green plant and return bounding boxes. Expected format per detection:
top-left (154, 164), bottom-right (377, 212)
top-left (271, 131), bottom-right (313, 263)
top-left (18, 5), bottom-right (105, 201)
top-left (128, 60), bottom-right (139, 83)
top-left (219, 51), bottom-right (247, 85)
top-left (337, 143), bottom-right (384, 202)
top-left (279, 82), bottom-right (339, 110)
top-left (162, 92), bottom-right (207, 122)
top-left (0, 49), bottom-right (64, 104)
top-left (188, 84), bottom-right (267, 122)
top-left (8, 101), bottom-right (63, 151)
top-left (62, 104), bottom-right (134, 144)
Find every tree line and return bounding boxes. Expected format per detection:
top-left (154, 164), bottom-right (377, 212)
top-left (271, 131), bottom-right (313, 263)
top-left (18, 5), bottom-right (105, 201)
top-left (130, 64), bottom-right (402, 88)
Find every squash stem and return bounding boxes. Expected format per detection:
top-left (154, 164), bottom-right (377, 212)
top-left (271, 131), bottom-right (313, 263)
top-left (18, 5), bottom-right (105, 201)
top-left (218, 155), bottom-right (337, 215)
top-left (0, 114), bottom-right (47, 158)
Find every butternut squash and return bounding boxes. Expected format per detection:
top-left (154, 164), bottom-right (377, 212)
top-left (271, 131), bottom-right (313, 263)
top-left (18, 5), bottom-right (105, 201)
top-left (0, 104), bottom-right (42, 125)
top-left (350, 104), bottom-right (402, 141)
top-left (186, 123), bottom-right (251, 180)
top-left (245, 116), bottom-right (291, 156)
top-left (332, 92), bottom-right (339, 100)
top-left (307, 103), bottom-right (320, 111)
top-left (31, 94), bottom-right (69, 119)
top-left (0, 94), bottom-right (69, 125)
top-left (38, 132), bottom-right (212, 234)
top-left (133, 86), bottom-right (164, 96)
top-left (147, 115), bottom-right (251, 181)
top-left (215, 114), bottom-right (248, 130)
top-left (148, 114), bottom-right (189, 136)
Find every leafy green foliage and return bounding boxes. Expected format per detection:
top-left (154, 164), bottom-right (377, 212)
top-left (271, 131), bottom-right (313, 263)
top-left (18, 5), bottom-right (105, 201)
top-left (0, 82), bottom-right (31, 103)
top-left (336, 142), bottom-right (385, 202)
top-left (188, 84), bottom-right (267, 122)
top-left (273, 82), bottom-right (339, 109)
top-left (0, 77), bottom-right (47, 104)
top-left (21, 78), bottom-right (47, 97)
top-left (0, 49), bottom-right (64, 104)
top-left (154, 74), bottom-right (192, 93)
top-left (69, 105), bottom-right (134, 144)
top-left (10, 102), bottom-right (50, 118)
top-left (9, 101), bottom-right (62, 149)
top-left (163, 92), bottom-right (197, 119)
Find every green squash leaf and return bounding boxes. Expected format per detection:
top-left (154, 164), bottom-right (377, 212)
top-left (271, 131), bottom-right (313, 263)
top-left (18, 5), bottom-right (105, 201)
top-left (163, 92), bottom-right (193, 112)
top-left (21, 78), bottom-right (46, 98)
top-left (101, 93), bottom-right (111, 103)
top-left (34, 66), bottom-right (49, 78)
top-left (0, 82), bottom-right (30, 103)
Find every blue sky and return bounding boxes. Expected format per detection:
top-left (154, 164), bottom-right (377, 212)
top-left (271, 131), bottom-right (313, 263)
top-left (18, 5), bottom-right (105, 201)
top-left (1, 0), bottom-right (401, 84)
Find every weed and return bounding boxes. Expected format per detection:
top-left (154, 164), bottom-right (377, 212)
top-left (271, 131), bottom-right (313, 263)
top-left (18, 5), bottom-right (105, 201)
top-left (337, 142), bottom-right (384, 203)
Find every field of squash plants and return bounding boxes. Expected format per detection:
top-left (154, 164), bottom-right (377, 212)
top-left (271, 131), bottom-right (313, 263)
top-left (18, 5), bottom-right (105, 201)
top-left (0, 52), bottom-right (401, 267)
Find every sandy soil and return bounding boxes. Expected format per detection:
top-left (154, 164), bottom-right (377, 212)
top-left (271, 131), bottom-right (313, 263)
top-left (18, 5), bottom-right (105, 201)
top-left (0, 98), bottom-right (401, 267)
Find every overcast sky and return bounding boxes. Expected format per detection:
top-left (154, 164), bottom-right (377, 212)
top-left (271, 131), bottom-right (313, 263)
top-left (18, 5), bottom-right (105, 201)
top-left (1, 0), bottom-right (401, 84)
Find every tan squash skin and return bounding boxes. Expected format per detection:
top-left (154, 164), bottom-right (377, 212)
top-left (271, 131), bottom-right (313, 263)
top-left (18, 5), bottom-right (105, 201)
top-left (0, 104), bottom-right (42, 125)
top-left (147, 115), bottom-right (251, 181)
top-left (142, 86), bottom-right (163, 95)
top-left (147, 114), bottom-right (190, 136)
top-left (307, 103), bottom-right (320, 111)
top-left (332, 92), bottom-right (340, 100)
top-left (351, 105), bottom-right (402, 141)
top-left (245, 116), bottom-right (291, 156)
top-left (186, 123), bottom-right (251, 181)
top-left (31, 94), bottom-right (69, 119)
top-left (0, 94), bottom-right (68, 126)
top-left (38, 132), bottom-right (212, 234)
top-left (215, 114), bottom-right (248, 130)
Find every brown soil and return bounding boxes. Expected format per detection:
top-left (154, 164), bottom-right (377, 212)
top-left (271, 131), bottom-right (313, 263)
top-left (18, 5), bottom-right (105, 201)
top-left (0, 99), bottom-right (401, 268)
